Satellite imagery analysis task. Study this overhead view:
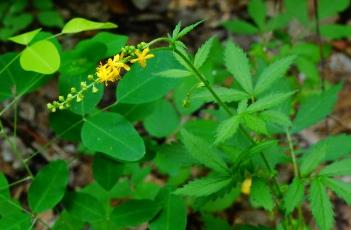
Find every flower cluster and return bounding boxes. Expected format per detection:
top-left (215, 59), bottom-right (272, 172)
top-left (48, 42), bottom-right (155, 112)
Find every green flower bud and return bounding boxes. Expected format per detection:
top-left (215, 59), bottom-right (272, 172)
top-left (88, 74), bottom-right (94, 81)
top-left (58, 96), bottom-right (65, 101)
top-left (71, 87), bottom-right (77, 93)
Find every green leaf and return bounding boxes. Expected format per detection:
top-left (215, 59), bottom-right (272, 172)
top-left (174, 173), bottom-right (232, 197)
top-left (254, 56), bottom-right (296, 95)
top-left (0, 198), bottom-right (32, 230)
top-left (202, 214), bottom-right (232, 230)
top-left (194, 36), bottom-right (215, 68)
top-left (8, 28), bottom-right (41, 45)
top-left (20, 40), bottom-right (60, 74)
top-left (150, 191), bottom-right (187, 230)
top-left (223, 20), bottom-right (259, 35)
top-left (242, 113), bottom-right (268, 135)
top-left (215, 115), bottom-right (241, 144)
top-left (283, 178), bottom-right (304, 214)
top-left (250, 178), bottom-right (274, 211)
top-left (64, 192), bottom-right (105, 222)
top-left (49, 110), bottom-right (83, 142)
top-left (260, 110), bottom-right (292, 127)
top-left (81, 112), bottom-right (145, 162)
top-left (292, 84), bottom-right (342, 133)
top-left (300, 143), bottom-right (326, 176)
top-left (309, 178), bottom-right (334, 230)
top-left (28, 160), bottom-right (69, 212)
top-left (225, 41), bottom-right (253, 93)
top-left (172, 22), bottom-right (182, 39)
top-left (247, 91), bottom-right (295, 113)
top-left (192, 87), bottom-right (249, 103)
top-left (319, 159), bottom-right (351, 177)
top-left (156, 69), bottom-right (192, 78)
top-left (111, 199), bottom-right (161, 227)
top-left (144, 99), bottom-right (180, 137)
top-left (0, 172), bottom-right (9, 199)
top-left (181, 129), bottom-right (228, 173)
top-left (117, 49), bottom-right (182, 104)
top-left (324, 177), bottom-right (351, 205)
top-left (61, 17), bottom-right (117, 34)
top-left (37, 10), bottom-right (64, 28)
top-left (93, 153), bottom-right (124, 191)
top-left (52, 210), bottom-right (84, 230)
top-left (320, 24), bottom-right (351, 39)
top-left (318, 0), bottom-right (349, 19)
top-left (91, 32), bottom-right (128, 57)
top-left (248, 0), bottom-right (266, 29)
top-left (176, 20), bottom-right (204, 39)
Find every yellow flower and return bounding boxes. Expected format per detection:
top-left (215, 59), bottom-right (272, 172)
top-left (130, 48), bottom-right (155, 67)
top-left (241, 177), bottom-right (252, 195)
top-left (96, 53), bottom-right (130, 85)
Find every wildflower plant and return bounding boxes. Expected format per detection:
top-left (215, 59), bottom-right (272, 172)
top-left (1, 2), bottom-right (351, 230)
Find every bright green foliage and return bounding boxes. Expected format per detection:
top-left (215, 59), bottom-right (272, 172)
top-left (144, 99), bottom-right (180, 137)
top-left (61, 17), bottom-right (117, 34)
top-left (0, 172), bottom-right (9, 199)
top-left (194, 36), bottom-right (215, 68)
top-left (93, 153), bottom-right (124, 191)
top-left (174, 173), bottom-right (232, 197)
top-left (309, 178), bottom-right (334, 230)
top-left (324, 178), bottom-right (351, 204)
top-left (215, 115), bottom-right (241, 144)
top-left (241, 113), bottom-right (268, 135)
top-left (247, 0), bottom-right (266, 29)
top-left (20, 40), bottom-right (60, 74)
top-left (28, 160), bottom-right (69, 212)
top-left (319, 159), bottom-right (351, 177)
top-left (225, 41), bottom-right (253, 93)
top-left (300, 143), bottom-right (326, 176)
top-left (111, 199), bottom-right (161, 227)
top-left (192, 87), bottom-right (249, 103)
top-left (8, 28), bottom-right (41, 45)
top-left (0, 198), bottom-right (32, 229)
top-left (250, 178), bottom-right (274, 211)
top-left (246, 91), bottom-right (295, 113)
top-left (181, 129), bottom-right (228, 173)
top-left (81, 112), bottom-right (145, 161)
top-left (156, 69), bottom-right (192, 78)
top-left (283, 178), bottom-right (305, 214)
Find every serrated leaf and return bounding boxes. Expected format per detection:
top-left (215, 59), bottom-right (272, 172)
top-left (8, 28), bottom-right (41, 45)
top-left (215, 115), bottom-right (241, 144)
top-left (192, 87), bottom-right (249, 103)
top-left (283, 178), bottom-right (304, 214)
top-left (194, 36), bottom-right (215, 68)
top-left (61, 18), bottom-right (117, 34)
top-left (28, 160), bottom-right (69, 213)
top-left (156, 69), bottom-right (192, 78)
top-left (292, 84), bottom-right (342, 133)
top-left (225, 41), bottom-right (253, 93)
top-left (172, 22), bottom-right (182, 38)
top-left (250, 178), bottom-right (274, 211)
top-left (260, 110), bottom-right (292, 127)
top-left (174, 174), bottom-right (232, 197)
top-left (248, 0), bottom-right (266, 29)
top-left (177, 20), bottom-right (204, 39)
top-left (300, 143), bottom-right (326, 176)
top-left (324, 177), bottom-right (351, 204)
top-left (241, 113), bottom-right (268, 135)
top-left (309, 178), bottom-right (334, 230)
top-left (111, 199), bottom-right (161, 227)
top-left (319, 159), bottom-right (351, 177)
top-left (181, 129), bottom-right (228, 172)
top-left (254, 56), bottom-right (296, 95)
top-left (247, 91), bottom-right (295, 113)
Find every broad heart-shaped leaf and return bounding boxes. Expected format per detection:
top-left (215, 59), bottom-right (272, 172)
top-left (0, 52), bottom-right (47, 102)
top-left (324, 177), bottom-right (351, 205)
top-left (215, 115), bottom-right (241, 144)
top-left (8, 28), bottom-right (41, 45)
top-left (61, 17), bottom-right (117, 34)
top-left (81, 112), bottom-right (145, 162)
top-left (28, 160), bottom-right (69, 213)
top-left (283, 178), bottom-right (304, 214)
top-left (0, 172), bottom-right (10, 199)
top-left (194, 36), bottom-right (215, 68)
top-left (225, 41), bottom-right (253, 94)
top-left (20, 40), bottom-right (60, 74)
top-left (250, 177), bottom-right (274, 211)
top-left (111, 199), bottom-right (161, 227)
top-left (117, 49), bottom-right (182, 104)
top-left (144, 99), bottom-right (180, 137)
top-left (63, 192), bottom-right (106, 222)
top-left (248, 0), bottom-right (266, 29)
top-left (292, 84), bottom-right (342, 133)
top-left (300, 143), bottom-right (326, 176)
top-left (150, 189), bottom-right (187, 230)
top-left (319, 159), bottom-right (351, 177)
top-left (309, 178), bottom-right (334, 230)
top-left (181, 129), bottom-right (228, 173)
top-left (93, 153), bottom-right (124, 191)
top-left (254, 56), bottom-right (296, 95)
top-left (247, 91), bottom-right (295, 113)
top-left (174, 173), bottom-right (233, 197)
